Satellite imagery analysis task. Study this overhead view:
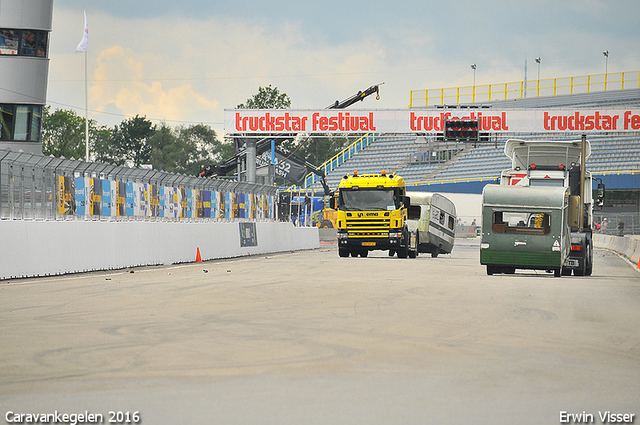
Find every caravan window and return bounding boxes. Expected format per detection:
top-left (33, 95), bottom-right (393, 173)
top-left (492, 211), bottom-right (550, 235)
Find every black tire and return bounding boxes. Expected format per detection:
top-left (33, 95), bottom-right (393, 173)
top-left (585, 245), bottom-right (593, 276)
top-left (562, 268), bottom-right (572, 276)
top-left (360, 250), bottom-right (368, 258)
top-left (505, 267), bottom-right (516, 274)
top-left (339, 248), bottom-right (349, 258)
top-left (574, 256), bottom-right (587, 276)
top-left (388, 250), bottom-right (395, 257)
top-left (320, 219), bottom-right (334, 228)
top-left (408, 233), bottom-right (418, 258)
top-left (350, 251), bottom-right (358, 257)
top-left (554, 268), bottom-right (561, 277)
top-left (431, 251), bottom-right (439, 258)
top-left (397, 231), bottom-right (409, 258)
top-left (486, 265), bottom-right (494, 275)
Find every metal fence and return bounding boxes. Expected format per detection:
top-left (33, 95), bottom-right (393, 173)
top-left (593, 212), bottom-right (640, 236)
top-left (0, 149), bottom-right (278, 222)
top-left (409, 70), bottom-right (640, 107)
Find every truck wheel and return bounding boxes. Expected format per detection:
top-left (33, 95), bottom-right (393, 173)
top-left (554, 268), bottom-right (561, 277)
top-left (339, 248), bottom-right (349, 258)
top-left (320, 219), bottom-right (334, 228)
top-left (562, 267), bottom-right (572, 276)
top-left (350, 251), bottom-right (359, 257)
top-left (397, 245), bottom-right (408, 258)
top-left (388, 250), bottom-right (395, 257)
top-left (585, 246), bottom-right (593, 276)
top-left (360, 250), bottom-right (368, 258)
top-left (431, 251), bottom-right (439, 258)
top-left (408, 233), bottom-right (419, 258)
top-left (486, 265), bottom-right (494, 275)
top-left (574, 257), bottom-right (586, 276)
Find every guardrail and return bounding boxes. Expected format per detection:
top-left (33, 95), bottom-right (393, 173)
top-left (409, 71), bottom-right (640, 107)
top-left (0, 149), bottom-right (277, 222)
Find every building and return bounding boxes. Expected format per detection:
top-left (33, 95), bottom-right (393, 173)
top-left (0, 0), bottom-right (54, 155)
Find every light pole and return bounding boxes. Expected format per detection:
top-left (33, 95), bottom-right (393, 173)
top-left (603, 50), bottom-right (609, 90)
top-left (535, 57), bottom-right (541, 80)
top-left (470, 64), bottom-right (477, 102)
top-left (471, 64), bottom-right (477, 87)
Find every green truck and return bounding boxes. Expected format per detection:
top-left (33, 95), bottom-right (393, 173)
top-left (480, 137), bottom-right (603, 277)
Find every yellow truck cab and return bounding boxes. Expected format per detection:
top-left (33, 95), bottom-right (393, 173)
top-left (334, 171), bottom-right (417, 258)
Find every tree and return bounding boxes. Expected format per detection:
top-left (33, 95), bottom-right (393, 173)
top-left (235, 85), bottom-right (352, 171)
top-left (147, 123), bottom-right (178, 172)
top-left (42, 106), bottom-right (109, 159)
top-left (94, 115), bottom-right (155, 167)
top-left (237, 85), bottom-right (291, 109)
top-left (293, 134), bottom-right (356, 166)
top-left (148, 123), bottom-right (223, 175)
top-left (177, 124), bottom-right (223, 175)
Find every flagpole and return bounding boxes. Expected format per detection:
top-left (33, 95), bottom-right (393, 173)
top-left (84, 48), bottom-right (89, 162)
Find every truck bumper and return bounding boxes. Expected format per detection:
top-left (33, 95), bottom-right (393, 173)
top-left (563, 232), bottom-right (592, 275)
top-left (338, 236), bottom-right (403, 251)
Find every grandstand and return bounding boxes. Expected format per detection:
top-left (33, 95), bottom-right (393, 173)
top-left (299, 86), bottom-right (640, 199)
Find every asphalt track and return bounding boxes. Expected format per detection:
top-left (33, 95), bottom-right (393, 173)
top-left (1, 239), bottom-right (639, 425)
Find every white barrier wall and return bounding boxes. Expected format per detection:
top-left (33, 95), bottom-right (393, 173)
top-left (594, 234), bottom-right (640, 268)
top-left (0, 221), bottom-right (320, 280)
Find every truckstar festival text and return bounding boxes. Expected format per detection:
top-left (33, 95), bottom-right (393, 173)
top-left (225, 109), bottom-right (640, 134)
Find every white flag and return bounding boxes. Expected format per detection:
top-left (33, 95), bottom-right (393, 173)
top-left (75, 10), bottom-right (88, 53)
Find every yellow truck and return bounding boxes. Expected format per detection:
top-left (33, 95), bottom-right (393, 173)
top-left (332, 171), bottom-right (418, 258)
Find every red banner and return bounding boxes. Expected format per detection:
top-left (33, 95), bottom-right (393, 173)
top-left (225, 109), bottom-right (640, 134)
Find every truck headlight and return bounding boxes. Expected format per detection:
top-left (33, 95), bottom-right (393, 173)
top-left (481, 243), bottom-right (489, 249)
top-left (389, 231), bottom-right (401, 238)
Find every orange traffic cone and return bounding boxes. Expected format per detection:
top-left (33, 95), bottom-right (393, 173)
top-left (195, 247), bottom-right (203, 263)
top-left (636, 255), bottom-right (640, 270)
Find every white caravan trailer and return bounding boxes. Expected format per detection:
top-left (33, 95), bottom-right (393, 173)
top-left (406, 192), bottom-right (456, 257)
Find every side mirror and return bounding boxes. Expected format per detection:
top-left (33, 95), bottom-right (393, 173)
top-left (403, 196), bottom-right (411, 208)
top-left (329, 196), bottom-right (337, 210)
top-left (596, 183), bottom-right (605, 207)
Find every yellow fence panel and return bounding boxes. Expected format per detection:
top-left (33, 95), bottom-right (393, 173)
top-left (409, 71), bottom-right (640, 107)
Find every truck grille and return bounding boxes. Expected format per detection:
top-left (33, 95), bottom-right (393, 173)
top-left (346, 218), bottom-right (390, 238)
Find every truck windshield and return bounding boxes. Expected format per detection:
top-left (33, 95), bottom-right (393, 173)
top-left (340, 189), bottom-right (396, 211)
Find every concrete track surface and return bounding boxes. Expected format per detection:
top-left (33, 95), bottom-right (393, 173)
top-left (1, 240), bottom-right (639, 425)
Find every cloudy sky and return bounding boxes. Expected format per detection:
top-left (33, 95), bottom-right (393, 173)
top-left (47, 0), bottom-right (640, 136)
